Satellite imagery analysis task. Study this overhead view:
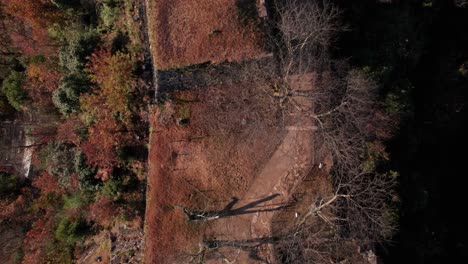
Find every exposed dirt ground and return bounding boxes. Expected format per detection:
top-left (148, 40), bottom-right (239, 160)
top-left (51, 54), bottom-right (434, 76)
top-left (146, 0), bottom-right (267, 69)
top-left (144, 79), bottom-right (321, 263)
top-left (143, 2), bottom-right (325, 262)
top-left (145, 83), bottom-right (284, 263)
top-left (203, 125), bottom-right (316, 263)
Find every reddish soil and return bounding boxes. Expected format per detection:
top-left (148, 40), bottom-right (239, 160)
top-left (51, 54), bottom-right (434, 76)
top-left (146, 0), bottom-right (266, 69)
top-left (144, 84), bottom-right (283, 263)
top-left (204, 126), bottom-right (316, 263)
top-left (144, 119), bottom-right (198, 263)
top-left (144, 82), bottom-right (320, 262)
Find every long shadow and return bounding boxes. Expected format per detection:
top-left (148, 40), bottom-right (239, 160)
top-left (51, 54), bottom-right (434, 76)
top-left (156, 56), bottom-right (275, 97)
top-left (204, 236), bottom-right (279, 264)
top-left (183, 193), bottom-right (290, 221)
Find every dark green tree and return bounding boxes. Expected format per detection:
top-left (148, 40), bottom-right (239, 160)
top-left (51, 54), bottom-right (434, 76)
top-left (0, 172), bottom-right (21, 199)
top-left (59, 30), bottom-right (100, 73)
top-left (1, 71), bottom-right (28, 110)
top-left (74, 150), bottom-right (99, 191)
top-left (52, 73), bottom-right (90, 115)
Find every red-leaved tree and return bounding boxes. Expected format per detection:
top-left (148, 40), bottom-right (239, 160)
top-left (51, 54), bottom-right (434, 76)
top-left (81, 115), bottom-right (132, 180)
top-left (22, 172), bottom-right (64, 263)
top-left (1, 0), bottom-right (61, 56)
top-left (87, 196), bottom-right (117, 227)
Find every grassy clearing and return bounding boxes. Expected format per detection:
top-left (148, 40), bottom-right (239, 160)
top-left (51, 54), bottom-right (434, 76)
top-left (146, 0), bottom-right (267, 69)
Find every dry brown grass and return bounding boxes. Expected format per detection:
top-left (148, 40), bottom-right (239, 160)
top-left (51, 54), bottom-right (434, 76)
top-left (147, 0), bottom-right (266, 69)
top-left (144, 83), bottom-right (284, 263)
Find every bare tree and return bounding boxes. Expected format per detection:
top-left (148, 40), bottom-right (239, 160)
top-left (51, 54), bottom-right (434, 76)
top-left (171, 1), bottom-right (397, 262)
top-left (299, 170), bottom-right (398, 240)
top-left (274, 0), bottom-right (342, 76)
top-left (263, 1), bottom-right (398, 262)
top-left (313, 69), bottom-right (378, 174)
top-left (274, 166), bottom-right (397, 263)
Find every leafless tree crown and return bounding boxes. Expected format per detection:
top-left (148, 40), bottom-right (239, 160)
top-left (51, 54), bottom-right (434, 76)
top-left (268, 0), bottom-right (398, 262)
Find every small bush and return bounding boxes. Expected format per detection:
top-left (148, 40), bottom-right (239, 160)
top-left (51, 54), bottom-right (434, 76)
top-left (55, 216), bottom-right (89, 246)
top-left (100, 178), bottom-right (122, 201)
top-left (44, 141), bottom-right (76, 188)
top-left (42, 241), bottom-right (73, 264)
top-left (103, 0), bottom-right (123, 8)
top-left (74, 151), bottom-right (99, 191)
top-left (1, 71), bottom-right (28, 111)
top-left (100, 4), bottom-right (120, 28)
top-left (0, 172), bottom-right (21, 199)
top-left (111, 30), bottom-right (130, 53)
top-left (59, 30), bottom-right (100, 73)
top-left (52, 73), bottom-right (90, 115)
top-left (63, 193), bottom-right (87, 210)
top-left (48, 23), bottom-right (67, 43)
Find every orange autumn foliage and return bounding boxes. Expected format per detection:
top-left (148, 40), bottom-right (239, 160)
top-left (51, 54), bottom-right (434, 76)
top-left (26, 63), bottom-right (61, 92)
top-left (22, 172), bottom-right (64, 263)
top-left (2, 0), bottom-right (61, 33)
top-left (56, 116), bottom-right (84, 146)
top-left (32, 171), bottom-right (63, 195)
top-left (1, 0), bottom-right (61, 56)
top-left (22, 210), bottom-right (56, 264)
top-left (81, 116), bottom-right (132, 179)
top-left (79, 49), bottom-right (137, 178)
top-left (85, 49), bottom-right (136, 123)
top-left (87, 196), bottom-right (117, 227)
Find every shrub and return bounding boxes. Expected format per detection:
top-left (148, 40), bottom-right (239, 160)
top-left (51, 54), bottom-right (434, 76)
top-left (1, 71), bottom-right (28, 110)
top-left (52, 73), bottom-right (90, 115)
top-left (100, 178), bottom-right (122, 201)
top-left (104, 0), bottom-right (123, 6)
top-left (85, 49), bottom-right (136, 123)
top-left (74, 151), bottom-right (99, 191)
top-left (55, 216), bottom-right (88, 246)
top-left (100, 4), bottom-right (120, 28)
top-left (44, 141), bottom-right (76, 188)
top-left (0, 172), bottom-right (21, 199)
top-left (111, 30), bottom-right (130, 53)
top-left (59, 30), bottom-right (100, 73)
top-left (41, 242), bottom-right (73, 264)
top-left (384, 92), bottom-right (407, 115)
top-left (63, 192), bottom-right (88, 210)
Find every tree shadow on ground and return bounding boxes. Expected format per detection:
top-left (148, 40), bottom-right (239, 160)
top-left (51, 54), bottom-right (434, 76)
top-left (182, 193), bottom-right (290, 221)
top-left (204, 236), bottom-right (280, 264)
top-left (236, 0), bottom-right (260, 25)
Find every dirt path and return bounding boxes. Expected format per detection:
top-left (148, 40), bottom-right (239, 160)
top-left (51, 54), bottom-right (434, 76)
top-left (205, 120), bottom-right (315, 263)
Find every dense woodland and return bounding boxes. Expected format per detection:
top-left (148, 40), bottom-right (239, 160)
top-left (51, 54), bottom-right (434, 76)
top-left (1, 0), bottom-right (148, 263)
top-left (1, 0), bottom-right (467, 263)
